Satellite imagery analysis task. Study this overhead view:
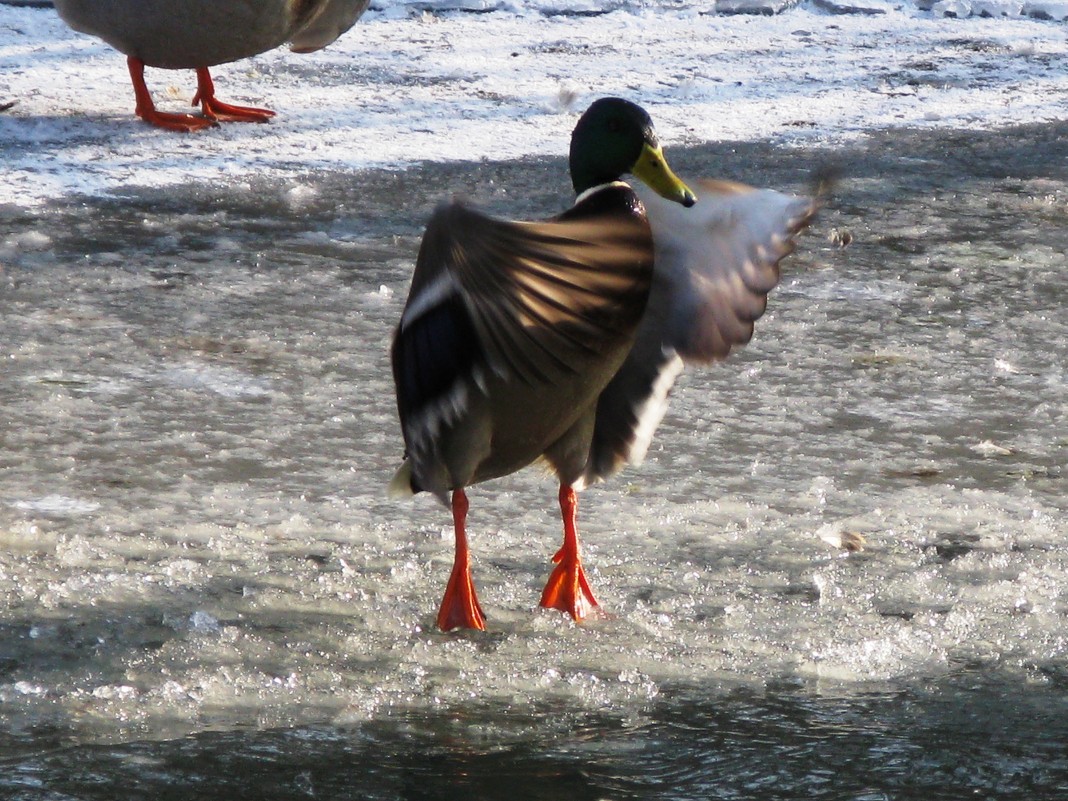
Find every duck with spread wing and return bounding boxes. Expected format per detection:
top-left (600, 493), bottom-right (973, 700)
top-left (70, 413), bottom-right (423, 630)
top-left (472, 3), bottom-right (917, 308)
top-left (390, 97), bottom-right (817, 631)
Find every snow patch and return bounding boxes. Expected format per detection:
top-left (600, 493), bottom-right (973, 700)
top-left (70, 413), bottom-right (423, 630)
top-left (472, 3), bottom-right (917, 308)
top-left (2, 3), bottom-right (1067, 207)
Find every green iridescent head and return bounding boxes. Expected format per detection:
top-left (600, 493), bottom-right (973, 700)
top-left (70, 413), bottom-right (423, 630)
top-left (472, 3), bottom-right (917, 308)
top-left (569, 97), bottom-right (696, 207)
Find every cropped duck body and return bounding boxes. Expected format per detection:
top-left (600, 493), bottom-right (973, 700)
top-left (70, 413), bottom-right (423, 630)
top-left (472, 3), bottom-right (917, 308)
top-left (57, 0), bottom-right (296, 68)
top-left (54, 0), bottom-right (368, 130)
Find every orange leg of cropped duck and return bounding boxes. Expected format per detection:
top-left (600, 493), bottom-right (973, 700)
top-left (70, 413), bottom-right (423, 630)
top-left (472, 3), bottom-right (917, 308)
top-left (193, 67), bottom-right (275, 123)
top-left (436, 489), bottom-right (486, 631)
top-left (540, 485), bottom-right (599, 622)
top-left (126, 57), bottom-right (216, 132)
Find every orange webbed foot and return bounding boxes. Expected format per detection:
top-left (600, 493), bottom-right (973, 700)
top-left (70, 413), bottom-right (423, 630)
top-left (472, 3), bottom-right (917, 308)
top-left (437, 559), bottom-right (486, 632)
top-left (127, 56), bottom-right (217, 132)
top-left (197, 95), bottom-right (275, 123)
top-left (136, 107), bottom-right (218, 132)
top-left (539, 485), bottom-right (600, 623)
top-left (540, 547), bottom-right (599, 622)
top-left (436, 489), bottom-right (486, 632)
top-left (194, 68), bottom-right (275, 124)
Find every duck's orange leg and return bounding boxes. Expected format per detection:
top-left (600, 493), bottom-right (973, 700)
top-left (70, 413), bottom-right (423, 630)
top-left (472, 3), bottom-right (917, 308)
top-left (540, 485), bottom-right (599, 622)
top-left (126, 57), bottom-right (216, 132)
top-left (193, 67), bottom-right (275, 123)
top-left (436, 489), bottom-right (486, 631)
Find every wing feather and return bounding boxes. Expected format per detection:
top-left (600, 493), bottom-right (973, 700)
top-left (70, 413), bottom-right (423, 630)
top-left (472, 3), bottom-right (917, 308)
top-left (633, 178), bottom-right (815, 363)
top-left (392, 199), bottom-right (654, 494)
top-left (584, 178), bottom-right (816, 484)
top-left (403, 202), bottom-right (653, 388)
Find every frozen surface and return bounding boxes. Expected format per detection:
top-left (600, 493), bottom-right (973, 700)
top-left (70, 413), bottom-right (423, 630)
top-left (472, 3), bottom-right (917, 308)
top-left (1, 124), bottom-right (1067, 765)
top-left (1, 1), bottom-right (1068, 797)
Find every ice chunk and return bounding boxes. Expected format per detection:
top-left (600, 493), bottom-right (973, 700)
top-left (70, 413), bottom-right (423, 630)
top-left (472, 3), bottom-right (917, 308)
top-left (189, 611), bottom-right (221, 633)
top-left (10, 495), bottom-right (100, 517)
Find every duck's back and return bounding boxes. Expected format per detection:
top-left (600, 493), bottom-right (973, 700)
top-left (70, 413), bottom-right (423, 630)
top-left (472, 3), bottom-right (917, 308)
top-left (55, 0), bottom-right (364, 69)
top-left (473, 183), bottom-right (655, 486)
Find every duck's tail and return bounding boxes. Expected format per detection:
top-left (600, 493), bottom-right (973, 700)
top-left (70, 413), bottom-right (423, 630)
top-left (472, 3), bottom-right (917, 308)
top-left (387, 461), bottom-right (415, 499)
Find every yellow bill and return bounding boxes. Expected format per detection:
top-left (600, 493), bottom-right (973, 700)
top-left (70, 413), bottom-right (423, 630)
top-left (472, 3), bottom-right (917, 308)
top-left (631, 143), bottom-right (697, 207)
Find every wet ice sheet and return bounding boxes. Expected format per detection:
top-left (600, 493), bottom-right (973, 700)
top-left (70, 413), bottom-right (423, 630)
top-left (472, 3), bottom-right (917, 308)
top-left (1, 123), bottom-right (1067, 755)
top-left (2, 3), bottom-right (1068, 206)
top-left (5, 676), bottom-right (1068, 799)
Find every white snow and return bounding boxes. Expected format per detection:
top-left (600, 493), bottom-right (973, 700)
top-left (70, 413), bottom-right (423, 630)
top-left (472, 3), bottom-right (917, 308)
top-left (1, 1), bottom-right (1067, 207)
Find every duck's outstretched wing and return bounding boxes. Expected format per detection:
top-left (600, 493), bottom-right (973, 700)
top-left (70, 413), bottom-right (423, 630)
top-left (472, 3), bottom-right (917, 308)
top-left (636, 179), bottom-right (816, 362)
top-left (392, 201), bottom-right (652, 496)
top-left (584, 179), bottom-right (816, 483)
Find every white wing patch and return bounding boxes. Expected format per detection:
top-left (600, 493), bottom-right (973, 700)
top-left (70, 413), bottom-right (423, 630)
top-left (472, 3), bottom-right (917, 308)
top-left (626, 349), bottom-right (684, 466)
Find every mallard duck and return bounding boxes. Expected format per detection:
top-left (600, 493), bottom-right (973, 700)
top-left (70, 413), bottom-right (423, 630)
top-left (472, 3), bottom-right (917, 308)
top-left (390, 97), bottom-right (816, 631)
top-left (53, 0), bottom-right (368, 131)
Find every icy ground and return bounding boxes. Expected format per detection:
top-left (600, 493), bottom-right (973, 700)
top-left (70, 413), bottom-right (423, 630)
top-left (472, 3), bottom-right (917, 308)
top-left (1, 2), bottom-right (1068, 208)
top-left (0, 1), bottom-right (1066, 793)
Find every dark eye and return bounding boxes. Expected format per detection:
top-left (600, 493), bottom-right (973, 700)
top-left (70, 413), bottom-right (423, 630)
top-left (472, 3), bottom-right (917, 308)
top-left (606, 118), bottom-right (622, 132)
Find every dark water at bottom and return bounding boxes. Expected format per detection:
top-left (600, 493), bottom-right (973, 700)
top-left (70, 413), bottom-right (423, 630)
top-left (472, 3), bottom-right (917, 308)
top-left (4, 673), bottom-right (1068, 800)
